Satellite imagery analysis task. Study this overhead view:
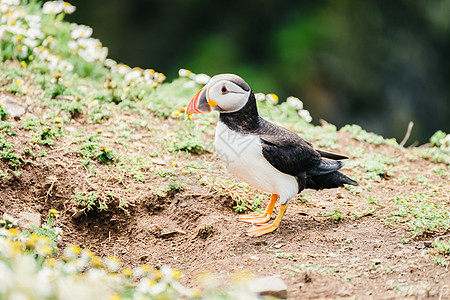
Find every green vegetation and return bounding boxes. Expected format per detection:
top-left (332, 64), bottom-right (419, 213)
top-left (31, 125), bottom-right (63, 146)
top-left (341, 124), bottom-right (398, 147)
top-left (388, 193), bottom-right (450, 237)
top-left (0, 134), bottom-right (23, 167)
top-left (323, 209), bottom-right (344, 222)
top-left (72, 189), bottom-right (108, 212)
top-left (347, 152), bottom-right (398, 180)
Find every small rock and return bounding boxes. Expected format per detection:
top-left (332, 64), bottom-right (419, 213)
top-left (273, 243), bottom-right (284, 249)
top-left (0, 95), bottom-right (27, 119)
top-left (55, 95), bottom-right (75, 101)
top-left (249, 255), bottom-right (259, 261)
top-left (18, 212), bottom-right (41, 230)
top-left (150, 158), bottom-right (166, 165)
top-left (248, 276), bottom-right (287, 299)
top-left (423, 240), bottom-right (433, 247)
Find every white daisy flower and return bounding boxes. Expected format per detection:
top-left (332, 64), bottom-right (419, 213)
top-left (125, 68), bottom-right (142, 82)
top-left (191, 73), bottom-right (210, 85)
top-left (70, 24), bottom-right (93, 39)
top-left (63, 2), bottom-right (76, 14)
top-left (42, 1), bottom-right (65, 15)
top-left (104, 58), bottom-right (117, 68)
top-left (266, 93), bottom-right (279, 105)
top-left (298, 109), bottom-right (312, 122)
top-left (286, 96), bottom-right (303, 110)
top-left (178, 68), bottom-right (192, 77)
top-left (254, 93), bottom-right (266, 101)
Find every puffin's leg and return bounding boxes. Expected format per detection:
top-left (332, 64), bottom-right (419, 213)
top-left (244, 203), bottom-right (289, 237)
top-left (236, 194), bottom-right (278, 225)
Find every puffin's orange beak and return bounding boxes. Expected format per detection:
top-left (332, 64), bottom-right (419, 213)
top-left (186, 87), bottom-right (211, 114)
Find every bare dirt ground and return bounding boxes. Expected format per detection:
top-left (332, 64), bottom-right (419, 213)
top-left (1, 90), bottom-right (449, 299)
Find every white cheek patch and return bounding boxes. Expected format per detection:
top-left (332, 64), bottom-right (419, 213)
top-left (208, 81), bottom-right (250, 113)
top-left (220, 91), bottom-right (249, 112)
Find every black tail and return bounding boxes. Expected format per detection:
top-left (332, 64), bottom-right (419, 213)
top-left (305, 171), bottom-right (358, 190)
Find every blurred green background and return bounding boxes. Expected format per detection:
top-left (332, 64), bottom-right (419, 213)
top-left (67, 0), bottom-right (450, 145)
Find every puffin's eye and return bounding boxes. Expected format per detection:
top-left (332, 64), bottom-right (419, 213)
top-left (221, 86), bottom-right (229, 95)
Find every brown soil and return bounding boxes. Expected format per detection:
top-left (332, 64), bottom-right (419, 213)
top-left (1, 93), bottom-right (449, 299)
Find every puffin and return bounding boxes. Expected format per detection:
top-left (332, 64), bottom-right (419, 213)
top-left (186, 74), bottom-right (358, 237)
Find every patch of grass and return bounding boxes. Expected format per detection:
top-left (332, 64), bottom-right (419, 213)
top-left (297, 122), bottom-right (340, 149)
top-left (87, 106), bottom-right (111, 124)
top-left (429, 130), bottom-right (447, 147)
top-left (48, 80), bottom-right (70, 99)
top-left (347, 152), bottom-right (398, 180)
top-left (416, 147), bottom-right (450, 164)
top-left (78, 141), bottom-right (117, 164)
top-left (72, 189), bottom-right (107, 212)
top-left (76, 134), bottom-right (117, 164)
top-left (31, 126), bottom-right (62, 146)
top-left (432, 239), bottom-right (450, 256)
top-left (21, 116), bottom-right (43, 131)
top-left (0, 134), bottom-right (23, 167)
top-left (367, 196), bottom-right (383, 207)
top-left (323, 209), bottom-right (344, 221)
top-left (168, 121), bottom-right (211, 154)
top-left (267, 249), bottom-right (294, 260)
top-left (433, 256), bottom-right (448, 267)
top-left (212, 177), bottom-right (266, 213)
top-left (0, 121), bottom-right (16, 135)
top-left (233, 199), bottom-right (247, 213)
top-left (0, 105), bottom-right (9, 120)
top-left (341, 124), bottom-right (398, 147)
top-left (97, 146), bottom-right (117, 164)
top-left (42, 98), bottom-right (84, 119)
top-left (389, 192), bottom-right (450, 237)
top-left (345, 184), bottom-right (363, 195)
top-left (168, 181), bottom-right (184, 192)
top-left (23, 147), bottom-right (36, 159)
top-left (352, 207), bottom-right (377, 218)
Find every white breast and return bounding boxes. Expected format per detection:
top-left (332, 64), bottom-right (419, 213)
top-left (214, 121), bottom-right (298, 204)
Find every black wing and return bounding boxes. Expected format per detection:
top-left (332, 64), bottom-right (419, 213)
top-left (257, 118), bottom-right (344, 177)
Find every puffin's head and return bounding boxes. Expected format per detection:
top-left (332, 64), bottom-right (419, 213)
top-left (186, 74), bottom-right (251, 114)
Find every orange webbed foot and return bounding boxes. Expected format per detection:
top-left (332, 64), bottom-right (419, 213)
top-left (236, 212), bottom-right (271, 225)
top-left (236, 194), bottom-right (278, 225)
top-left (243, 203), bottom-right (289, 237)
top-left (244, 223), bottom-right (280, 237)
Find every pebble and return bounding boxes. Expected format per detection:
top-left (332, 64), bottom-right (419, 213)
top-left (247, 276), bottom-right (287, 299)
top-left (423, 240), bottom-right (433, 247)
top-left (150, 158), bottom-right (166, 165)
top-left (0, 94), bottom-right (27, 119)
top-left (18, 212), bottom-right (41, 230)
